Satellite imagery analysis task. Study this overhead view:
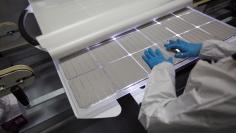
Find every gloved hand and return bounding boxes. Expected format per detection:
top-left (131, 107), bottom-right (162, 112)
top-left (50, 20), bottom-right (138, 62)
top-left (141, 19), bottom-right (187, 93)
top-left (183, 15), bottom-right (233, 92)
top-left (142, 48), bottom-right (173, 69)
top-left (164, 39), bottom-right (202, 58)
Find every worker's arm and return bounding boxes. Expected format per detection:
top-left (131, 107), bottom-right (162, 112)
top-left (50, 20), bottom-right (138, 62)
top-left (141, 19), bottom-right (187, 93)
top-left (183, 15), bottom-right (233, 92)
top-left (139, 57), bottom-right (236, 132)
top-left (138, 62), bottom-right (176, 130)
top-left (200, 40), bottom-right (236, 60)
top-left (165, 39), bottom-right (236, 61)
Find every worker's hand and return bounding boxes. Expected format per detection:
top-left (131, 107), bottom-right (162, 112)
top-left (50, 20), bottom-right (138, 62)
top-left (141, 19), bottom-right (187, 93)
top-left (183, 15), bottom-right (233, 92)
top-left (164, 39), bottom-right (202, 58)
top-left (142, 48), bottom-right (173, 69)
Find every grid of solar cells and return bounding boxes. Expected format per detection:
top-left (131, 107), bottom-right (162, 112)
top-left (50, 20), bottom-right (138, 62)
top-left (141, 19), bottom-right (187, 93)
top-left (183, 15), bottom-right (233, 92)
top-left (61, 8), bottom-right (236, 108)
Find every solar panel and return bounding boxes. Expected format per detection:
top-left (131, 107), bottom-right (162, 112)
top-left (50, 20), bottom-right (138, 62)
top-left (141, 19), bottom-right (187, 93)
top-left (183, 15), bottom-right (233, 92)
top-left (181, 29), bottom-right (214, 43)
top-left (60, 8), bottom-right (236, 111)
top-left (180, 11), bottom-right (212, 26)
top-left (201, 21), bottom-right (236, 40)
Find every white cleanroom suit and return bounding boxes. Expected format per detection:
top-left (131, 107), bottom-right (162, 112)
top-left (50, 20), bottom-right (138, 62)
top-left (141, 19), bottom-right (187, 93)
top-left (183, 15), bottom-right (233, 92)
top-left (139, 40), bottom-right (236, 133)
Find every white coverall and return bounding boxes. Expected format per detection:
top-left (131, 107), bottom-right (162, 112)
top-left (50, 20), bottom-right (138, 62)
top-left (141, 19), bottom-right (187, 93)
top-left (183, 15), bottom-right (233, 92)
top-left (139, 40), bottom-right (236, 133)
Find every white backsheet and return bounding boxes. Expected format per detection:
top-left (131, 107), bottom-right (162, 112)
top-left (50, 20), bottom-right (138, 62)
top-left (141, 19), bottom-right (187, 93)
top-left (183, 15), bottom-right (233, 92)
top-left (29, 0), bottom-right (192, 59)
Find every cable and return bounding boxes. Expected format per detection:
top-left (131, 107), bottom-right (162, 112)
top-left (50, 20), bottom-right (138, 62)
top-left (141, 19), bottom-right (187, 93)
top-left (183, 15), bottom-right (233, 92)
top-left (18, 8), bottom-right (39, 46)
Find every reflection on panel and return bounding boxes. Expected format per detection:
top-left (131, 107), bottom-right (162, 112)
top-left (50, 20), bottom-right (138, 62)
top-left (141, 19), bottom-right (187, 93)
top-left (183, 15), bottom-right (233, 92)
top-left (181, 11), bottom-right (212, 26)
top-left (104, 57), bottom-right (147, 89)
top-left (201, 21), bottom-right (236, 40)
top-left (118, 32), bottom-right (152, 53)
top-left (61, 59), bottom-right (77, 79)
top-left (91, 41), bottom-right (127, 65)
top-left (70, 76), bottom-right (96, 108)
top-left (140, 24), bottom-right (175, 43)
top-left (70, 68), bottom-right (116, 108)
top-left (181, 29), bottom-right (214, 43)
top-left (161, 17), bottom-right (195, 34)
top-left (61, 53), bottom-right (97, 79)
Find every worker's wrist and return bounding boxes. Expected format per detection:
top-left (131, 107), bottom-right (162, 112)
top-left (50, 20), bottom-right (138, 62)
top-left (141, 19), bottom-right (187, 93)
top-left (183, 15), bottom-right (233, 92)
top-left (195, 43), bottom-right (203, 56)
top-left (152, 61), bottom-right (173, 70)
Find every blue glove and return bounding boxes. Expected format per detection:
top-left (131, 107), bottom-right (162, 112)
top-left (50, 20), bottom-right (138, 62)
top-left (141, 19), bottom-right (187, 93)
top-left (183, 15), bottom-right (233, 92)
top-left (164, 39), bottom-right (202, 58)
top-left (142, 48), bottom-right (173, 69)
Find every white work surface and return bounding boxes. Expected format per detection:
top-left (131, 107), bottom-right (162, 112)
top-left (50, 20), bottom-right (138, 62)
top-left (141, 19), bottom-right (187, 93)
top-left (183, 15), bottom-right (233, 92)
top-left (29, 0), bottom-right (236, 119)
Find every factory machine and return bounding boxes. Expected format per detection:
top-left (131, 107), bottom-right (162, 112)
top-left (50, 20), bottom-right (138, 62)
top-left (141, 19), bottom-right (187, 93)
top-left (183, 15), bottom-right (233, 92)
top-left (0, 0), bottom-right (236, 132)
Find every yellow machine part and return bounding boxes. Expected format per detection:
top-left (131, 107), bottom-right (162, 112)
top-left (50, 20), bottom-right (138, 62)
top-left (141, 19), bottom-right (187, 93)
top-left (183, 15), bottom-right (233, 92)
top-left (0, 65), bottom-right (35, 97)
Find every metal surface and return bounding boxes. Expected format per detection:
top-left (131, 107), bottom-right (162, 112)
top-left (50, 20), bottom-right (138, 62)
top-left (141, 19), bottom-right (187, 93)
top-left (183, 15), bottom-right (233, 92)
top-left (29, 88), bottom-right (64, 107)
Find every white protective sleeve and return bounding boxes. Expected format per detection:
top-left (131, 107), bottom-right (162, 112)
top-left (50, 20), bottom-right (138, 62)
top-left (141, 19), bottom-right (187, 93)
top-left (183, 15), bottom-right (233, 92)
top-left (139, 40), bottom-right (236, 133)
top-left (0, 99), bottom-right (7, 123)
top-left (200, 40), bottom-right (236, 60)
